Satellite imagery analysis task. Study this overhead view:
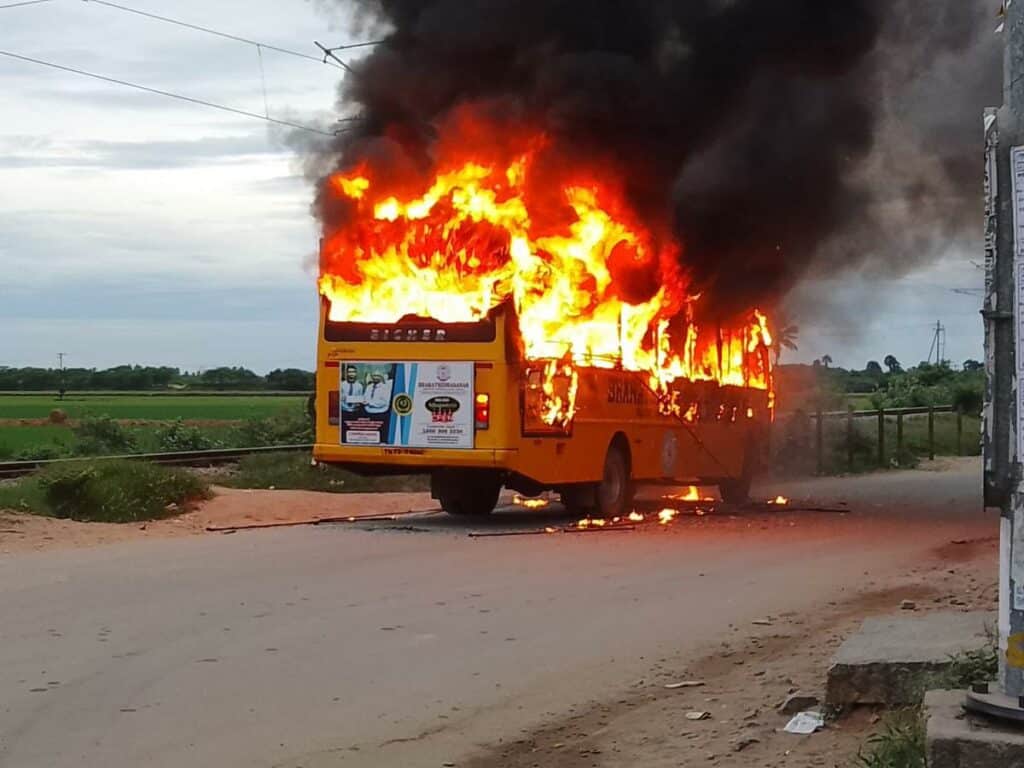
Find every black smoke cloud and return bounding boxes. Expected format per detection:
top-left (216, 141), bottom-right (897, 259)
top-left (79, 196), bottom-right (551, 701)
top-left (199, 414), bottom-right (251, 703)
top-left (312, 0), bottom-right (1000, 317)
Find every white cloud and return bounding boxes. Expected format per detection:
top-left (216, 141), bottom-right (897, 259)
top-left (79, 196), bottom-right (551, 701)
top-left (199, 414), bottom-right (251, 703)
top-left (0, 0), bottom-right (360, 368)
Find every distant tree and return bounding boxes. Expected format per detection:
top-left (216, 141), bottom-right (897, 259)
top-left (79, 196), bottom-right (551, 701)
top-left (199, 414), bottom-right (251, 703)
top-left (266, 368), bottom-right (315, 391)
top-left (865, 360), bottom-right (884, 377)
top-left (820, 354), bottom-right (833, 368)
top-left (812, 359), bottom-right (822, 369)
top-left (198, 366), bottom-right (262, 391)
top-left (883, 355), bottom-right (903, 374)
top-left (771, 324), bottom-right (799, 364)
top-left (963, 359), bottom-right (983, 373)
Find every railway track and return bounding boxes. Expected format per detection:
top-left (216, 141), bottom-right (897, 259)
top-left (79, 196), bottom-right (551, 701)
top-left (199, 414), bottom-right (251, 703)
top-left (0, 445), bottom-right (313, 480)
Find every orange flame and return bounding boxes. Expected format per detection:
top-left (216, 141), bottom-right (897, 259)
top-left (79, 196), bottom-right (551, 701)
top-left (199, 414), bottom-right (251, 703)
top-left (513, 494), bottom-right (550, 509)
top-left (665, 486), bottom-right (715, 502)
top-left (319, 129), bottom-right (773, 420)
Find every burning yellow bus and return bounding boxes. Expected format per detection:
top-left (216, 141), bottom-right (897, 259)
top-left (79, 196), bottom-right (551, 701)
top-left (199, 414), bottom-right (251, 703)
top-left (312, 142), bottom-right (774, 517)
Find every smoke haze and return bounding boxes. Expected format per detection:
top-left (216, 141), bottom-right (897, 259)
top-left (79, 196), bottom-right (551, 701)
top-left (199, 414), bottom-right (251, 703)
top-left (310, 0), bottom-right (1001, 319)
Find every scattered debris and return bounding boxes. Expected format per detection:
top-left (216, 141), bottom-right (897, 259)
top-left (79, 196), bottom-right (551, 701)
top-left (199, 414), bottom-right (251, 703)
top-left (783, 711), bottom-right (824, 735)
top-left (665, 680), bottom-right (705, 690)
top-left (752, 618), bottom-right (773, 626)
top-left (900, 600), bottom-right (917, 611)
top-left (732, 736), bottom-right (760, 752)
top-left (778, 693), bottom-right (820, 715)
top-left (468, 524), bottom-right (636, 538)
top-left (685, 711), bottom-right (712, 721)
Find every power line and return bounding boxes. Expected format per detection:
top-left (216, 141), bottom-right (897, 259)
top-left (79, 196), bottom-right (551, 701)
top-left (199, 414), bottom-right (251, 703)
top-left (80, 0), bottom-right (363, 71)
top-left (0, 48), bottom-right (355, 135)
top-left (0, 0), bottom-right (55, 8)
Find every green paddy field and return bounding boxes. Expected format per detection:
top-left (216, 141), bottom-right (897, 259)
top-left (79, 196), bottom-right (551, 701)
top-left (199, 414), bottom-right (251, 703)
top-left (0, 393), bottom-right (308, 459)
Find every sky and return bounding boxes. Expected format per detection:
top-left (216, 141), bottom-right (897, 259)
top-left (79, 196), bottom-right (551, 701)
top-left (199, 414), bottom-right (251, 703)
top-left (0, 0), bottom-right (985, 374)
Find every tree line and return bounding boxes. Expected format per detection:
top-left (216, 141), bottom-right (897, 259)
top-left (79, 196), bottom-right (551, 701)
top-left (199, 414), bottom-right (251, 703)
top-left (0, 366), bottom-right (315, 392)
top-left (776, 358), bottom-right (985, 414)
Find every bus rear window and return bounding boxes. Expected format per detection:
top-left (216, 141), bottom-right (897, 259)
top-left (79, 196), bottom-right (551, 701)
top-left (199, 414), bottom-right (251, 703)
top-left (324, 316), bottom-right (497, 343)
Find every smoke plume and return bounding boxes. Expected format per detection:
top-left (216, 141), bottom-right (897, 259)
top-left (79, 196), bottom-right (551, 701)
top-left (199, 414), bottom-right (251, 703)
top-left (311, 0), bottom-right (1001, 318)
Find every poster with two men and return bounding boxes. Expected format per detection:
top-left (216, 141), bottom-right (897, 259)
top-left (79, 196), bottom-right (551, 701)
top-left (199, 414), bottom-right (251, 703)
top-left (339, 361), bottom-right (474, 449)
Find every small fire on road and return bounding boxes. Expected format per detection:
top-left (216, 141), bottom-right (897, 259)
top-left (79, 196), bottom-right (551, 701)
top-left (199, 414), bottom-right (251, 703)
top-left (664, 486), bottom-right (715, 503)
top-left (513, 495), bottom-right (551, 510)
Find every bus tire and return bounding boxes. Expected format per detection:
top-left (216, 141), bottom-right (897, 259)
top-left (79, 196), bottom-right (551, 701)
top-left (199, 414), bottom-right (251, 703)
top-left (718, 435), bottom-right (758, 505)
top-left (596, 442), bottom-right (633, 519)
top-left (718, 475), bottom-right (752, 505)
top-left (434, 471), bottom-right (502, 517)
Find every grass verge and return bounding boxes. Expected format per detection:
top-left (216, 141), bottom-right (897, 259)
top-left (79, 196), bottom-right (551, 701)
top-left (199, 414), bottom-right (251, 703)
top-left (220, 452), bottom-right (429, 494)
top-left (854, 709), bottom-right (925, 768)
top-left (0, 460), bottom-right (210, 522)
top-left (851, 644), bottom-right (998, 768)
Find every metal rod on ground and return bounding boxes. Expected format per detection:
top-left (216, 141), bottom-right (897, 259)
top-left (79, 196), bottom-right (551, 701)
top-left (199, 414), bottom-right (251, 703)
top-left (897, 412), bottom-right (904, 467)
top-left (815, 405), bottom-right (824, 475)
top-left (877, 408), bottom-right (885, 468)
top-left (847, 404), bottom-right (854, 471)
top-left (928, 405), bottom-right (936, 461)
top-left (206, 509), bottom-right (437, 532)
top-left (468, 525), bottom-right (637, 538)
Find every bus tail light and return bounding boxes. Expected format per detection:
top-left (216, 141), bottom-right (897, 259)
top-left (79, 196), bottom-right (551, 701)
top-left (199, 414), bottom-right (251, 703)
top-left (475, 393), bottom-right (490, 430)
top-left (328, 391), bottom-right (339, 425)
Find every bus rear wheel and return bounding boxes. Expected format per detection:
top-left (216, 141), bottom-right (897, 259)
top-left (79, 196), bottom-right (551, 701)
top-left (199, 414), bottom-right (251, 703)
top-left (597, 443), bottom-right (634, 519)
top-left (718, 435), bottom-right (759, 505)
top-left (561, 443), bottom-right (634, 518)
top-left (432, 471), bottom-right (502, 517)
top-left (718, 475), bottom-right (752, 505)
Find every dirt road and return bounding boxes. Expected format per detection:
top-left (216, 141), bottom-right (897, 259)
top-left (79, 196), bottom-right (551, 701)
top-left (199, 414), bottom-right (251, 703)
top-left (0, 459), bottom-right (995, 767)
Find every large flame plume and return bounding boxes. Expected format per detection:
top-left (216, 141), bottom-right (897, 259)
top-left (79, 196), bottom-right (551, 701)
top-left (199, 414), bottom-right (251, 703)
top-left (319, 120), bottom-right (773, 417)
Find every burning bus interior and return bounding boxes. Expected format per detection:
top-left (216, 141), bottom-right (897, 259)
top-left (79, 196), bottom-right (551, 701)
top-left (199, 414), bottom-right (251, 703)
top-left (317, 112), bottom-right (776, 428)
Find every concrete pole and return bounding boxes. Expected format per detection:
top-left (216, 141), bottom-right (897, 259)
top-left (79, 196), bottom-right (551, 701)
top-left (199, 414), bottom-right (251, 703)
top-left (988, 0), bottom-right (1024, 703)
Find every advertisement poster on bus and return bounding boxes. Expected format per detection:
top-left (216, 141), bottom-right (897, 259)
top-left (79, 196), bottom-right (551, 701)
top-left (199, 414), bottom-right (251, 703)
top-left (339, 362), bottom-right (474, 449)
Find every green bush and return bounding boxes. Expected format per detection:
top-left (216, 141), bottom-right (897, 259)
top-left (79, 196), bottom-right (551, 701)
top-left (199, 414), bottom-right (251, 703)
top-left (929, 646), bottom-right (998, 691)
top-left (952, 380), bottom-right (984, 417)
top-left (236, 411), bottom-right (313, 447)
top-left (73, 416), bottom-right (138, 455)
top-left (154, 419), bottom-right (221, 452)
top-left (222, 452), bottom-right (428, 494)
top-left (14, 444), bottom-right (71, 462)
top-left (35, 460), bottom-right (210, 522)
top-left (0, 478), bottom-right (48, 513)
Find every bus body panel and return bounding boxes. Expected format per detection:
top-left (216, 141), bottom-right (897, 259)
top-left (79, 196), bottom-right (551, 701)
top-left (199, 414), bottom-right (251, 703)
top-left (313, 304), bottom-right (767, 489)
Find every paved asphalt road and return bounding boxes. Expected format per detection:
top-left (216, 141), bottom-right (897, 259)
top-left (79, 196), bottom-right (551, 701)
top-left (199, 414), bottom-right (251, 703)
top-left (0, 460), bottom-right (994, 768)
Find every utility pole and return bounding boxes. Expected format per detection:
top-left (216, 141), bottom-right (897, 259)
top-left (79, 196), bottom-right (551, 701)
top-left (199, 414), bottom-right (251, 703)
top-left (927, 320), bottom-right (946, 366)
top-left (56, 352), bottom-right (67, 401)
top-left (971, 0), bottom-right (1024, 718)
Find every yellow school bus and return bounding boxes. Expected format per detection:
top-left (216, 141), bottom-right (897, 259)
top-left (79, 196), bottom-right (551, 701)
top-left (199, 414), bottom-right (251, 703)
top-left (312, 299), bottom-right (772, 517)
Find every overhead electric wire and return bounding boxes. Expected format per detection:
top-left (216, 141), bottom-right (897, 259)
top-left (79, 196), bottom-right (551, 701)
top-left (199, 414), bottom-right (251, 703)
top-left (79, 0), bottom-right (375, 71)
top-left (0, 0), bottom-right (55, 8)
top-left (0, 48), bottom-right (353, 135)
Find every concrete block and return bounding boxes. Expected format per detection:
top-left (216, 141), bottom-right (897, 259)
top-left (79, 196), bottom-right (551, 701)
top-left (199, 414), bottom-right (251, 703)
top-left (926, 689), bottom-right (1024, 768)
top-left (826, 612), bottom-right (995, 706)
